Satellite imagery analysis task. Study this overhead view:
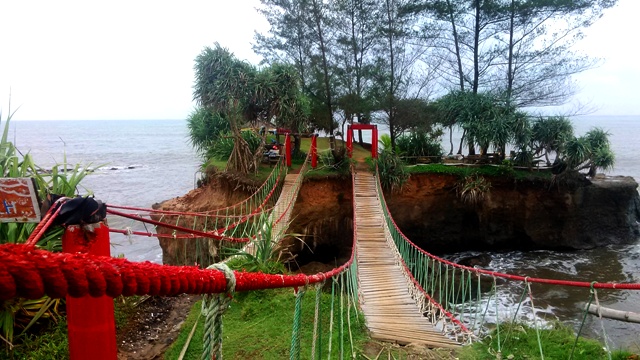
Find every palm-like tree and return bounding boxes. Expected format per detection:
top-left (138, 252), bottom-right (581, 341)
top-left (531, 116), bottom-right (574, 166)
top-left (193, 44), bottom-right (310, 173)
top-left (558, 127), bottom-right (614, 177)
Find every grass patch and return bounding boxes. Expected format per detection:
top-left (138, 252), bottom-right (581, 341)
top-left (2, 320), bottom-right (69, 360)
top-left (407, 163), bottom-right (552, 181)
top-left (457, 323), bottom-right (634, 360)
top-left (165, 287), bottom-right (367, 359)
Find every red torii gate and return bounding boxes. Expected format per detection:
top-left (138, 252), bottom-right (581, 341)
top-left (346, 124), bottom-right (378, 159)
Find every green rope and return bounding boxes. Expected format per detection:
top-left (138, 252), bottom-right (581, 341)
top-left (449, 265), bottom-right (456, 309)
top-left (570, 284), bottom-right (595, 360)
top-left (339, 273), bottom-right (345, 360)
top-left (473, 273), bottom-right (483, 331)
top-left (592, 287), bottom-right (613, 360)
top-left (494, 277), bottom-right (501, 356)
top-left (526, 281), bottom-right (545, 360)
top-left (346, 272), bottom-right (355, 359)
top-left (201, 263), bottom-right (236, 360)
top-left (501, 279), bottom-right (529, 349)
top-left (328, 278), bottom-right (336, 360)
top-left (435, 262), bottom-right (442, 305)
top-left (459, 269), bottom-right (468, 332)
top-left (289, 288), bottom-right (306, 360)
top-left (311, 283), bottom-right (323, 360)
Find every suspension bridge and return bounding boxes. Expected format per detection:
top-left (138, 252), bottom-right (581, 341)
top-left (3, 137), bottom-right (640, 359)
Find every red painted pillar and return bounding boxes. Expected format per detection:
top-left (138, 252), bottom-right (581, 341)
top-left (285, 133), bottom-right (292, 167)
top-left (346, 126), bottom-right (353, 158)
top-left (311, 135), bottom-right (318, 169)
top-left (63, 223), bottom-right (117, 360)
top-left (372, 126), bottom-right (378, 159)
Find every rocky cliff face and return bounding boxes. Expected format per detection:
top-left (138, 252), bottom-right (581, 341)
top-left (157, 171), bottom-right (640, 265)
top-left (387, 173), bottom-right (640, 253)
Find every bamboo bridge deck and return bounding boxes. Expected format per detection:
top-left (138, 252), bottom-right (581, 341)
top-left (354, 171), bottom-right (459, 348)
top-left (270, 173), bottom-right (298, 235)
top-left (237, 173), bottom-right (298, 258)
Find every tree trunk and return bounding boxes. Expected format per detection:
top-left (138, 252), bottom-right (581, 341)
top-left (506, 0), bottom-right (516, 105)
top-left (447, 0), bottom-right (465, 91)
top-left (448, 125), bottom-right (454, 155)
top-left (472, 0), bottom-right (481, 94)
top-left (386, 0), bottom-right (396, 152)
top-left (311, 0), bottom-right (334, 138)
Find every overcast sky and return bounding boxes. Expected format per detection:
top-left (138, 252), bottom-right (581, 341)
top-left (0, 0), bottom-right (637, 121)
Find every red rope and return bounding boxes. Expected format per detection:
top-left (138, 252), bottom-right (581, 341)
top-left (105, 167), bottom-right (284, 242)
top-left (0, 243), bottom-right (353, 301)
top-left (106, 208), bottom-right (250, 243)
top-left (24, 198), bottom-right (67, 247)
top-left (106, 158), bottom-right (286, 216)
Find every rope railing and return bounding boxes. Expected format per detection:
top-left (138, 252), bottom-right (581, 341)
top-left (223, 151), bottom-right (312, 262)
top-left (106, 158), bottom-right (287, 242)
top-left (374, 165), bottom-right (640, 358)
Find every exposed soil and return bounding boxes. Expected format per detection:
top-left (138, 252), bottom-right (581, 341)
top-left (116, 295), bottom-right (199, 360)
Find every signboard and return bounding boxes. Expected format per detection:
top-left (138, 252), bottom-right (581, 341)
top-left (0, 178), bottom-right (41, 223)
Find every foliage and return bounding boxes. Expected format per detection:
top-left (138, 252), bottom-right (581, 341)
top-left (186, 107), bottom-right (230, 157)
top-left (458, 322), bottom-right (634, 360)
top-left (435, 90), bottom-right (525, 156)
top-left (407, 163), bottom-right (552, 181)
top-left (316, 148), bottom-right (351, 176)
top-left (208, 130), bottom-right (262, 163)
top-left (0, 107), bottom-right (93, 354)
top-left (2, 319), bottom-right (69, 360)
top-left (193, 44), bottom-right (310, 173)
top-left (527, 116), bottom-right (574, 166)
top-left (456, 173), bottom-right (491, 206)
top-left (372, 150), bottom-right (409, 193)
top-left (255, 0), bottom-right (338, 139)
top-left (224, 212), bottom-right (298, 274)
top-left (378, 134), bottom-right (392, 152)
top-left (392, 98), bottom-right (441, 136)
top-left (254, 0), bottom-right (617, 156)
top-left (165, 288), bottom-right (368, 359)
top-left (496, 159), bottom-right (516, 178)
top-left (560, 127), bottom-right (615, 177)
top-left (396, 130), bottom-right (444, 158)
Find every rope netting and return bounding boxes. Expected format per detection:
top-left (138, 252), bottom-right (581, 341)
top-left (109, 158), bottom-right (285, 237)
top-left (374, 166), bottom-right (640, 358)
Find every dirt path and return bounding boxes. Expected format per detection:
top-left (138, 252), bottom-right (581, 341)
top-left (117, 295), bottom-right (199, 360)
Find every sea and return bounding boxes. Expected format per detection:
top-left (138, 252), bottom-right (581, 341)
top-left (8, 116), bottom-right (640, 350)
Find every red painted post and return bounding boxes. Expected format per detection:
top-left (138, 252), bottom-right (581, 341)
top-left (285, 133), bottom-right (292, 167)
top-left (372, 126), bottom-right (378, 158)
top-left (346, 126), bottom-right (353, 158)
top-left (63, 223), bottom-right (117, 360)
top-left (311, 135), bottom-right (318, 169)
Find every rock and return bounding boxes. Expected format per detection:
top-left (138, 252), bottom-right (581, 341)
top-left (388, 173), bottom-right (640, 252)
top-left (457, 253), bottom-right (491, 267)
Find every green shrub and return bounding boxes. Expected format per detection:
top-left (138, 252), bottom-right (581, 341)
top-left (209, 130), bottom-right (262, 161)
top-left (186, 107), bottom-right (230, 157)
top-left (456, 173), bottom-right (491, 205)
top-left (396, 130), bottom-right (443, 158)
top-left (317, 148), bottom-right (351, 175)
top-left (372, 150), bottom-right (409, 192)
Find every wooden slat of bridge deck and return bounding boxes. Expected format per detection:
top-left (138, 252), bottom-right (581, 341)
top-left (354, 172), bottom-right (460, 349)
